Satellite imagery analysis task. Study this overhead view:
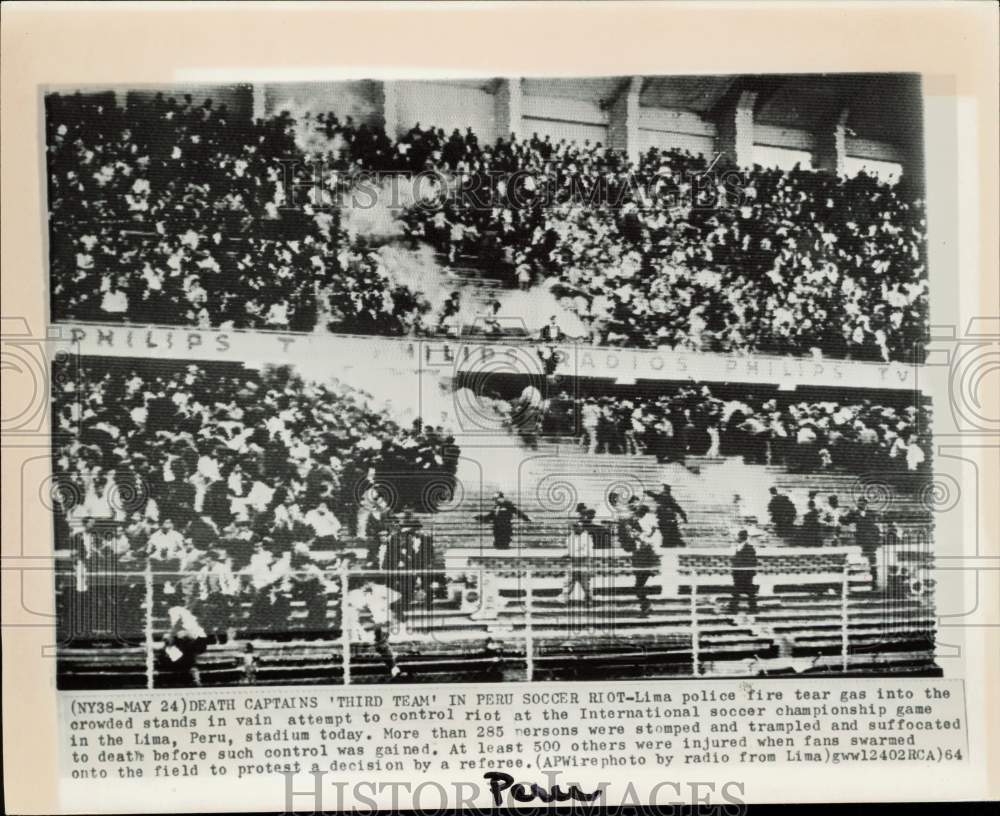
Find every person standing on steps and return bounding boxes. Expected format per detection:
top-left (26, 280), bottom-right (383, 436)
top-left (767, 487), bottom-right (797, 539)
top-left (843, 497), bottom-right (882, 587)
top-left (561, 520), bottom-right (595, 604)
top-left (645, 484), bottom-right (688, 548)
top-left (634, 504), bottom-right (663, 550)
top-left (580, 397), bottom-right (601, 455)
top-left (628, 514), bottom-right (660, 617)
top-left (797, 500), bottom-right (824, 548)
top-left (475, 492), bottom-right (531, 550)
top-left (537, 315), bottom-right (564, 376)
top-left (728, 530), bottom-right (759, 617)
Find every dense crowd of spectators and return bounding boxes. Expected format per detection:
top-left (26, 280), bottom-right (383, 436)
top-left (47, 92), bottom-right (427, 333)
top-left (300, 116), bottom-right (928, 362)
top-left (48, 92), bottom-right (928, 362)
top-left (390, 131), bottom-right (928, 361)
top-left (53, 357), bottom-right (458, 637)
top-left (498, 384), bottom-right (930, 473)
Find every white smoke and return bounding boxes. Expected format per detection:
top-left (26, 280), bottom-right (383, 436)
top-left (340, 181), bottom-right (405, 241)
top-left (269, 99), bottom-right (345, 158)
top-left (372, 242), bottom-right (592, 339)
top-left (493, 279), bottom-right (590, 338)
top-left (340, 175), bottom-right (443, 243)
top-left (377, 243), bottom-right (450, 311)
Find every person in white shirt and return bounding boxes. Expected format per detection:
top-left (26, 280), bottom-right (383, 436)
top-left (245, 479), bottom-right (275, 513)
top-left (626, 407), bottom-right (646, 456)
top-left (581, 398), bottom-right (601, 455)
top-left (905, 435), bottom-right (926, 472)
top-left (634, 505), bottom-right (663, 549)
top-left (245, 540), bottom-right (275, 591)
top-left (177, 539), bottom-right (205, 573)
top-left (355, 468), bottom-right (379, 538)
top-left (197, 453), bottom-right (221, 482)
top-left (174, 539), bottom-right (205, 604)
top-left (705, 420), bottom-right (722, 458)
top-left (304, 501), bottom-right (343, 545)
top-left (227, 461), bottom-right (246, 491)
top-left (70, 517), bottom-right (101, 593)
top-left (200, 550), bottom-right (239, 599)
top-left (245, 539), bottom-right (279, 631)
top-left (822, 495), bottom-right (845, 543)
top-left (100, 276), bottom-right (129, 315)
top-left (147, 518), bottom-right (185, 560)
top-left (162, 605), bottom-right (208, 687)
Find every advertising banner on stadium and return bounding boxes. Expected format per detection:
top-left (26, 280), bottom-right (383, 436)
top-left (53, 322), bottom-right (925, 392)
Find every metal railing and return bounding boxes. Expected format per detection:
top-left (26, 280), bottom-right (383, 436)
top-left (54, 548), bottom-right (935, 687)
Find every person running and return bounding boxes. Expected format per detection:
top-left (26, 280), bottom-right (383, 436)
top-left (475, 492), bottom-right (531, 550)
top-left (645, 484), bottom-right (688, 548)
top-left (561, 520), bottom-right (595, 604)
top-left (161, 605), bottom-right (209, 687)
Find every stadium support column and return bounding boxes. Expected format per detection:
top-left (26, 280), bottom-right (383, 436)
top-left (252, 85), bottom-right (267, 122)
top-left (898, 98), bottom-right (926, 195)
top-left (381, 80), bottom-right (400, 138)
top-left (716, 90), bottom-right (758, 169)
top-left (495, 78), bottom-right (523, 141)
top-left (607, 76), bottom-right (642, 164)
top-left (815, 108), bottom-right (849, 176)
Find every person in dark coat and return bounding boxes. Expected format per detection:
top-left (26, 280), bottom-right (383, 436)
top-left (843, 498), bottom-right (882, 587)
top-left (438, 290), bottom-right (462, 334)
top-left (631, 523), bottom-right (660, 616)
top-left (539, 315), bottom-right (563, 343)
top-left (475, 492), bottom-right (531, 549)
top-left (575, 503), bottom-right (609, 550)
top-left (797, 500), bottom-right (824, 547)
top-left (728, 530), bottom-right (758, 615)
top-left (645, 484), bottom-right (688, 548)
top-left (767, 487), bottom-right (798, 539)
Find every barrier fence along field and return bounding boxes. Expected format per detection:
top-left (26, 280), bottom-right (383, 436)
top-left (55, 547), bottom-right (932, 688)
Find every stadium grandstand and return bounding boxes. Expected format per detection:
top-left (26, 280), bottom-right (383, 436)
top-left (46, 75), bottom-right (926, 360)
top-left (46, 76), bottom-right (937, 688)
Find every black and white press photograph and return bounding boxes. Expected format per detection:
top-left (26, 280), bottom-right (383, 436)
top-left (45, 74), bottom-right (941, 689)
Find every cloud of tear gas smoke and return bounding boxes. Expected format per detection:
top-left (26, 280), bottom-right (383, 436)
top-left (340, 179), bottom-right (408, 241)
top-left (295, 158), bottom-right (591, 466)
top-left (377, 243), bottom-right (444, 301)
top-left (275, 100), bottom-right (346, 158)
top-left (328, 163), bottom-right (593, 339)
top-left (497, 278), bottom-right (590, 337)
top-left (286, 361), bottom-right (442, 433)
top-left (340, 174), bottom-right (448, 242)
top-left (376, 242), bottom-right (591, 337)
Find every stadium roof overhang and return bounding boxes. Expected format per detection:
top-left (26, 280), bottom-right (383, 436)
top-left (522, 73), bottom-right (922, 150)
